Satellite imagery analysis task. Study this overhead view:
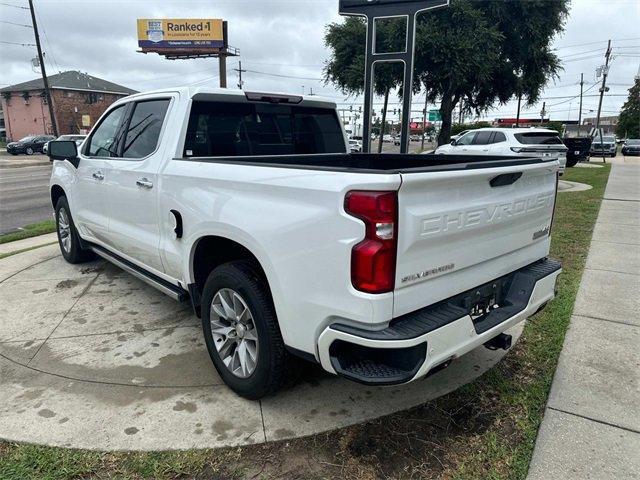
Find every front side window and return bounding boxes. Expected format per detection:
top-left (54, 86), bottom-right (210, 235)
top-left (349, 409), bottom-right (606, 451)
top-left (86, 106), bottom-right (126, 157)
top-left (456, 132), bottom-right (476, 146)
top-left (183, 101), bottom-right (346, 157)
top-left (122, 99), bottom-right (170, 158)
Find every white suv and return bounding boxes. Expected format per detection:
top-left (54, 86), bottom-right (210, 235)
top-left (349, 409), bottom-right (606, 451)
top-left (436, 128), bottom-right (568, 174)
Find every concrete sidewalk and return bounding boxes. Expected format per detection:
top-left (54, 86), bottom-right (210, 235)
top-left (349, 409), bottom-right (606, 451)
top-left (0, 232), bottom-right (58, 256)
top-left (528, 158), bottom-right (640, 480)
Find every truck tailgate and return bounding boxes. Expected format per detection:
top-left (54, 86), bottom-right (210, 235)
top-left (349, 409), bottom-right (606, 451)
top-left (394, 161), bottom-right (558, 317)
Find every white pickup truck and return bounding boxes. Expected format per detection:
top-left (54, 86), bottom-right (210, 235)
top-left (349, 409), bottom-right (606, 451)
top-left (47, 87), bottom-right (561, 399)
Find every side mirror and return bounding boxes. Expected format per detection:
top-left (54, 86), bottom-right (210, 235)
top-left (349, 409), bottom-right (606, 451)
top-left (450, 139), bottom-right (457, 146)
top-left (48, 140), bottom-right (79, 168)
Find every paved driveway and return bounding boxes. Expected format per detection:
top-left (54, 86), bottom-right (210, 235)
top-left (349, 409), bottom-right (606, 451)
top-left (0, 244), bottom-right (519, 451)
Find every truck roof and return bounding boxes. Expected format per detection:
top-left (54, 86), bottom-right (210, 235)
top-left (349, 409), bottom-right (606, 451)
top-left (123, 86), bottom-right (337, 108)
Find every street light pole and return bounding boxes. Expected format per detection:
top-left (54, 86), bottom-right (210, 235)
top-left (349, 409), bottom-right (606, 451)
top-left (28, 0), bottom-right (58, 137)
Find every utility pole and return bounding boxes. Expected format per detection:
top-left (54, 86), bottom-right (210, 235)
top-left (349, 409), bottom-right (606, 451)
top-left (458, 100), bottom-right (463, 124)
top-left (595, 39), bottom-right (612, 163)
top-left (235, 61), bottom-right (246, 89)
top-left (28, 0), bottom-right (57, 137)
top-left (308, 87), bottom-right (315, 96)
top-left (516, 93), bottom-right (522, 125)
top-left (577, 73), bottom-right (584, 136)
top-left (540, 102), bottom-right (547, 123)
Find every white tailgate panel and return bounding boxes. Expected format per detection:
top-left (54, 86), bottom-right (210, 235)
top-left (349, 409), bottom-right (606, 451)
top-left (394, 161), bottom-right (558, 317)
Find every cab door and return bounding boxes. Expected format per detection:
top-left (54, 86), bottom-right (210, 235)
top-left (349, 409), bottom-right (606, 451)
top-left (102, 97), bottom-right (172, 273)
top-left (73, 104), bottom-right (128, 244)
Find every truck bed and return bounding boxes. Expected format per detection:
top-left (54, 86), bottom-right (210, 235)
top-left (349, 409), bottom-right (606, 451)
top-left (181, 153), bottom-right (545, 174)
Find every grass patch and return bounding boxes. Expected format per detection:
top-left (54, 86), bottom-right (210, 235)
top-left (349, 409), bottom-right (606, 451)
top-left (0, 220), bottom-right (56, 245)
top-left (0, 165), bottom-right (610, 479)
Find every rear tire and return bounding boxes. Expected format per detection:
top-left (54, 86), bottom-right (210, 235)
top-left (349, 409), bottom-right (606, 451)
top-left (201, 261), bottom-right (300, 399)
top-left (55, 197), bottom-right (95, 264)
top-left (566, 157), bottom-right (579, 168)
top-left (26, 147), bottom-right (33, 155)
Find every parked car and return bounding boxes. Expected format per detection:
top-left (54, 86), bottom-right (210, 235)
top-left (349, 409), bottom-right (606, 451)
top-left (410, 134), bottom-right (421, 142)
top-left (393, 136), bottom-right (401, 146)
top-left (382, 134), bottom-right (393, 142)
top-left (47, 87), bottom-right (561, 399)
top-left (590, 135), bottom-right (617, 157)
top-left (435, 127), bottom-right (568, 175)
top-left (621, 139), bottom-right (640, 156)
top-left (44, 135), bottom-right (87, 155)
top-left (6, 135), bottom-right (55, 155)
top-left (348, 139), bottom-right (362, 153)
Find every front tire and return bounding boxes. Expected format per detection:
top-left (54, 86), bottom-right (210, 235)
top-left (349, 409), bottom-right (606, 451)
top-left (201, 261), bottom-right (300, 399)
top-left (26, 147), bottom-right (33, 155)
top-left (55, 197), bottom-right (94, 264)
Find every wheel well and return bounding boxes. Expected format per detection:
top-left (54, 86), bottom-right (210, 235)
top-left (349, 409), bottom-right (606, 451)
top-left (191, 236), bottom-right (269, 310)
top-left (50, 184), bottom-right (66, 209)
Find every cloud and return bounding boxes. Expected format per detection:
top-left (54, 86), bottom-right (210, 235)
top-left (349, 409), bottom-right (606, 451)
top-left (0, 0), bottom-right (637, 123)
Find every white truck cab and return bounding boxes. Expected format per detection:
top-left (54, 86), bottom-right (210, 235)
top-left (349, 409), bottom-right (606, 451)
top-left (48, 87), bottom-right (561, 399)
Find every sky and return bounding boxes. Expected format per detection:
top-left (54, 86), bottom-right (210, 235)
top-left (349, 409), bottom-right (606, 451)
top-left (1, 0), bottom-right (639, 127)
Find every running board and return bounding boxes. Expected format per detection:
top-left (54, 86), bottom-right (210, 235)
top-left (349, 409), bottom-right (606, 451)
top-left (90, 245), bottom-right (189, 302)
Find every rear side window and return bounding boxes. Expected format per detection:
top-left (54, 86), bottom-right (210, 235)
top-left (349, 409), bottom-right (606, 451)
top-left (183, 101), bottom-right (346, 157)
top-left (472, 131), bottom-right (493, 145)
top-left (492, 132), bottom-right (507, 143)
top-left (515, 132), bottom-right (563, 145)
top-left (122, 99), bottom-right (170, 158)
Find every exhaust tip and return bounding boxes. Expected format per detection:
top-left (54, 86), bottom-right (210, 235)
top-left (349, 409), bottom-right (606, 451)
top-left (484, 333), bottom-right (512, 351)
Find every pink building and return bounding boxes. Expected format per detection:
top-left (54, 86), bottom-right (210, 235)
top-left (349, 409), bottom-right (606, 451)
top-left (1, 71), bottom-right (135, 142)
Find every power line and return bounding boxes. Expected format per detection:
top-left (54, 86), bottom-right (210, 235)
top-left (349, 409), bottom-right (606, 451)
top-left (244, 69), bottom-right (322, 81)
top-left (0, 1), bottom-right (29, 8)
top-left (0, 40), bottom-right (35, 47)
top-left (0, 19), bottom-right (31, 27)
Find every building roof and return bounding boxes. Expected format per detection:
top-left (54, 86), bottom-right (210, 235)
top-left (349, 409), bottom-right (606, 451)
top-left (0, 71), bottom-right (137, 95)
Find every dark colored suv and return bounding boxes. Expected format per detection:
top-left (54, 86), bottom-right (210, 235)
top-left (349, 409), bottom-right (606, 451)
top-left (6, 135), bottom-right (55, 155)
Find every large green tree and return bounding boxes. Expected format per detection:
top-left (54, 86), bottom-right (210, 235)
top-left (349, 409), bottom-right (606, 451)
top-left (616, 77), bottom-right (640, 139)
top-left (324, 0), bottom-right (569, 146)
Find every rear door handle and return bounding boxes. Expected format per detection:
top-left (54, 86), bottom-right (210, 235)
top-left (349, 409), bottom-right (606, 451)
top-left (136, 178), bottom-right (153, 189)
top-left (92, 171), bottom-right (104, 180)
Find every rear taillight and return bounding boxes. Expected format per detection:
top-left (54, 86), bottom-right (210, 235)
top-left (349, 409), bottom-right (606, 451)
top-left (344, 191), bottom-right (398, 294)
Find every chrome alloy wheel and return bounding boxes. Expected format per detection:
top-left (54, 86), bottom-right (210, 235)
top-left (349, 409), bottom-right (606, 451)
top-left (58, 207), bottom-right (72, 254)
top-left (210, 288), bottom-right (259, 378)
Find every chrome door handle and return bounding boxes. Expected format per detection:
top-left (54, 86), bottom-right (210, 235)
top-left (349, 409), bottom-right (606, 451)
top-left (92, 171), bottom-right (104, 180)
top-left (136, 178), bottom-right (153, 189)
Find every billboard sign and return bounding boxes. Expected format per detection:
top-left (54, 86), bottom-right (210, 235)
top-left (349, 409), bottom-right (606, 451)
top-left (339, 0), bottom-right (449, 15)
top-left (137, 19), bottom-right (224, 51)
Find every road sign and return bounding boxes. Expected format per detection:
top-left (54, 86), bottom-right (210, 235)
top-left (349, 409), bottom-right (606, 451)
top-left (428, 110), bottom-right (441, 122)
top-left (339, 0), bottom-right (449, 16)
